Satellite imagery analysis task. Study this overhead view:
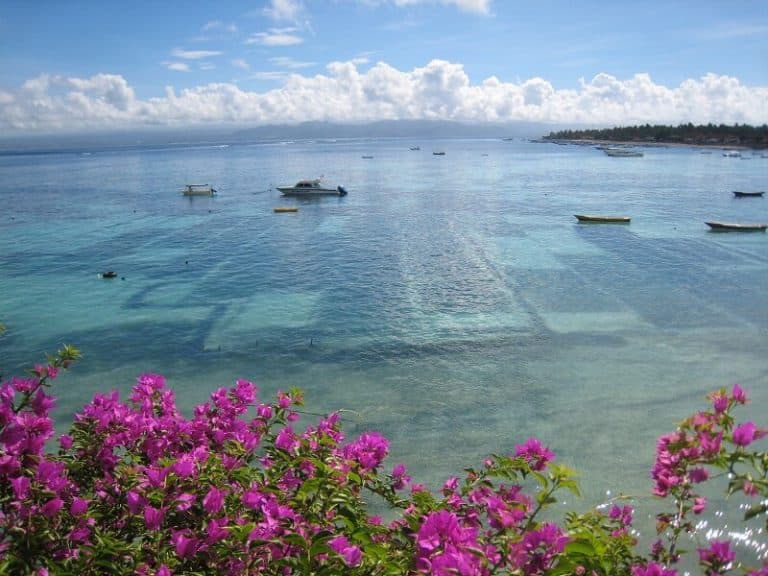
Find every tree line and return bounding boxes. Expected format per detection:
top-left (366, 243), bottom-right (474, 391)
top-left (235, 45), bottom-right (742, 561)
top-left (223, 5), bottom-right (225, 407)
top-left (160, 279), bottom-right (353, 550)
top-left (546, 123), bottom-right (768, 148)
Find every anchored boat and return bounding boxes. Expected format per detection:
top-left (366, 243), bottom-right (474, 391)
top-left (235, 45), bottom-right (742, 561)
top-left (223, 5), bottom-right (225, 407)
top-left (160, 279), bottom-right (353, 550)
top-left (277, 179), bottom-right (347, 196)
top-left (574, 214), bottom-right (631, 223)
top-left (705, 221), bottom-right (766, 232)
top-left (182, 184), bottom-right (217, 196)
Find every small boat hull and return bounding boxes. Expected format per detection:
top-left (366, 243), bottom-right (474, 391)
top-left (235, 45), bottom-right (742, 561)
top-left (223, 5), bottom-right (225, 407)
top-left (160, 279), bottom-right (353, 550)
top-left (274, 207), bottom-right (298, 213)
top-left (182, 184), bottom-right (217, 196)
top-left (706, 221), bottom-right (767, 232)
top-left (733, 191), bottom-right (764, 198)
top-left (574, 214), bottom-right (631, 223)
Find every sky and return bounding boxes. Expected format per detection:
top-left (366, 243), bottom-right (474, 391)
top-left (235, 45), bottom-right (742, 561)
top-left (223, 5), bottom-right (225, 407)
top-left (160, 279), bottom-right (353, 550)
top-left (1, 0), bottom-right (767, 134)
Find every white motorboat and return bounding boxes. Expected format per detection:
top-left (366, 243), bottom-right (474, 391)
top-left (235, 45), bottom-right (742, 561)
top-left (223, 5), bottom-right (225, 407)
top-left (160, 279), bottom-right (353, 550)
top-left (182, 184), bottom-right (217, 196)
top-left (277, 179), bottom-right (348, 196)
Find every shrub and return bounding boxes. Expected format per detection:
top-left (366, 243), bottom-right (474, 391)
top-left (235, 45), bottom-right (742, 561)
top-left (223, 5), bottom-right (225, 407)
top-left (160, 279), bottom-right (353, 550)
top-left (0, 346), bottom-right (766, 575)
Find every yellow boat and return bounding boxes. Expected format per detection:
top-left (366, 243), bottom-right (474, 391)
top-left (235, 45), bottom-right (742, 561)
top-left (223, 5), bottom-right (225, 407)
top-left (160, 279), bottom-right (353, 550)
top-left (274, 207), bottom-right (298, 213)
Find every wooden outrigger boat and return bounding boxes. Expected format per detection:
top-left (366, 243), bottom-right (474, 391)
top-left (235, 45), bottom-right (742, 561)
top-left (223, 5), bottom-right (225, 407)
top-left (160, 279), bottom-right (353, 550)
top-left (732, 191), bottom-right (764, 198)
top-left (705, 221), bottom-right (767, 232)
top-left (273, 207), bottom-right (298, 213)
top-left (574, 214), bottom-right (631, 223)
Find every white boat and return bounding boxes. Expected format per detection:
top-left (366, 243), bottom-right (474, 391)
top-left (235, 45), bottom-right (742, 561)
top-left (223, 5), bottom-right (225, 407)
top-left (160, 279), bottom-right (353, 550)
top-left (604, 148), bottom-right (643, 157)
top-left (722, 150), bottom-right (742, 158)
top-left (182, 184), bottom-right (217, 196)
top-left (277, 179), bottom-right (348, 196)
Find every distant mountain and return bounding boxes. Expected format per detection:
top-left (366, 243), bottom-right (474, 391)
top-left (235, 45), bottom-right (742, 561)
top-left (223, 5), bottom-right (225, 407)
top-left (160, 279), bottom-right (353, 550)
top-left (230, 120), bottom-right (550, 140)
top-left (0, 120), bottom-right (554, 153)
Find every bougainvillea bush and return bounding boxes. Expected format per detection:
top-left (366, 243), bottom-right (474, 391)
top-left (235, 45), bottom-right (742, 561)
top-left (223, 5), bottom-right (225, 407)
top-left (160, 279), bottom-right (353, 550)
top-left (0, 345), bottom-right (766, 575)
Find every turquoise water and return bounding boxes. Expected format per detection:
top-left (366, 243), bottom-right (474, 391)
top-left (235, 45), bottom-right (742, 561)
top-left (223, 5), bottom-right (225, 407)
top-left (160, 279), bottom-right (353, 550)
top-left (1, 138), bottom-right (767, 555)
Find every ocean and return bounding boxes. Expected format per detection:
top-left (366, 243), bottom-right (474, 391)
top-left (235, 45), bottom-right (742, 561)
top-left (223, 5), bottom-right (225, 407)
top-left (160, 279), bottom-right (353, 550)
top-left (1, 137), bottom-right (766, 556)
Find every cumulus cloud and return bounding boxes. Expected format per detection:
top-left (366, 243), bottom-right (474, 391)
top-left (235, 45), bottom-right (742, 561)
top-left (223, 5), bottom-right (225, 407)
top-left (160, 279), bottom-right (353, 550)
top-left (1, 61), bottom-right (766, 132)
top-left (246, 28), bottom-right (303, 46)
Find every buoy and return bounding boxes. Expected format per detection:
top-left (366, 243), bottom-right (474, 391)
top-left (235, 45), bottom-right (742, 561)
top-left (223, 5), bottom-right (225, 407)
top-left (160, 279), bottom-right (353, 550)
top-left (274, 207), bottom-right (298, 213)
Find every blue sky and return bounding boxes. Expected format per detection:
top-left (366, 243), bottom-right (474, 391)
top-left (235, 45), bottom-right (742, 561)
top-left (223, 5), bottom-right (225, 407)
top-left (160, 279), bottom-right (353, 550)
top-left (1, 0), bottom-right (767, 133)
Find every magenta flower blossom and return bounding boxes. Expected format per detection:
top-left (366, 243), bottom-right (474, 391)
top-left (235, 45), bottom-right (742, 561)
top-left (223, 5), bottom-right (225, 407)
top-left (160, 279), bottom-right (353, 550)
top-left (70, 498), bottom-right (89, 516)
top-left (698, 540), bottom-right (736, 572)
top-left (631, 562), bottom-right (678, 576)
top-left (343, 432), bottom-right (389, 471)
top-left (171, 530), bottom-right (200, 559)
top-left (692, 497), bottom-right (707, 515)
top-left (732, 421), bottom-right (763, 447)
top-left (514, 437), bottom-right (555, 471)
top-left (202, 487), bottom-right (226, 515)
top-left (144, 506), bottom-right (164, 531)
top-left (731, 384), bottom-right (747, 404)
top-left (10, 476), bottom-right (30, 500)
top-left (391, 463), bottom-right (411, 490)
top-left (329, 535), bottom-right (362, 567)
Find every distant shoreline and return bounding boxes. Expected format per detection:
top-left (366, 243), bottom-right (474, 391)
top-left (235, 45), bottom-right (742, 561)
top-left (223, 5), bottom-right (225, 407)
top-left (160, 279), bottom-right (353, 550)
top-left (541, 138), bottom-right (760, 151)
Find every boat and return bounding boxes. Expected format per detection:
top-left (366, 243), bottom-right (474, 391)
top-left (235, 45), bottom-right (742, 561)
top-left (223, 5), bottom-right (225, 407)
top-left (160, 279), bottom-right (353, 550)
top-left (574, 214), bottom-right (631, 223)
top-left (182, 184), bottom-right (217, 196)
top-left (705, 221), bottom-right (767, 232)
top-left (733, 191), bottom-right (764, 198)
top-left (722, 150), bottom-right (742, 158)
top-left (100, 271), bottom-right (118, 279)
top-left (276, 179), bottom-right (348, 196)
top-left (604, 148), bottom-right (643, 157)
top-left (361, 155), bottom-right (374, 159)
top-left (274, 207), bottom-right (298, 213)
top-left (409, 146), bottom-right (420, 151)
top-left (433, 151), bottom-right (446, 156)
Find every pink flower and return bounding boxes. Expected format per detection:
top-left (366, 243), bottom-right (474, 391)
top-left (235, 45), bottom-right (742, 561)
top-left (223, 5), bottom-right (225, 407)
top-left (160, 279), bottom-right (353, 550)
top-left (41, 497), bottom-right (64, 518)
top-left (732, 422), bottom-right (762, 447)
top-left (70, 497), bottom-right (89, 516)
top-left (631, 562), bottom-right (678, 576)
top-left (59, 434), bottom-right (73, 449)
top-left (202, 487), bottom-right (225, 514)
top-left (144, 506), bottom-right (164, 530)
top-left (698, 541), bottom-right (735, 572)
top-left (329, 535), bottom-right (362, 567)
top-left (692, 497), bottom-right (707, 515)
top-left (10, 475), bottom-right (30, 500)
top-left (514, 437), bottom-right (555, 471)
top-left (171, 530), bottom-right (199, 559)
top-left (711, 391), bottom-right (728, 413)
top-left (731, 384), bottom-right (747, 404)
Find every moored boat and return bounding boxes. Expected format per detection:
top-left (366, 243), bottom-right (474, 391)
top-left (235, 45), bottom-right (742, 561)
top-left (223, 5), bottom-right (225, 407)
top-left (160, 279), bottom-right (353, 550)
top-left (182, 184), bottom-right (217, 196)
top-left (276, 179), bottom-right (348, 196)
top-left (604, 148), bottom-right (643, 157)
top-left (574, 214), bottom-right (631, 223)
top-left (705, 221), bottom-right (767, 232)
top-left (732, 191), bottom-right (764, 198)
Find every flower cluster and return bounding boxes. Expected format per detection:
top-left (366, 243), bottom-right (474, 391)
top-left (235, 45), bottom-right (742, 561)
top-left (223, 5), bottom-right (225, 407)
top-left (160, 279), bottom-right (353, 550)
top-left (1, 346), bottom-right (766, 576)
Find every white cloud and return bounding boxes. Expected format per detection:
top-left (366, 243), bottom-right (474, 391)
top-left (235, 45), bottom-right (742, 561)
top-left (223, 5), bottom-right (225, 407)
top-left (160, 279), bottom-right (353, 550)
top-left (172, 49), bottom-right (223, 60)
top-left (1, 62), bottom-right (766, 132)
top-left (164, 62), bottom-right (190, 72)
top-left (270, 56), bottom-right (314, 69)
top-left (246, 28), bottom-right (303, 46)
top-left (232, 59), bottom-right (250, 70)
top-left (374, 0), bottom-right (492, 14)
top-left (202, 20), bottom-right (238, 34)
top-left (264, 0), bottom-right (303, 21)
